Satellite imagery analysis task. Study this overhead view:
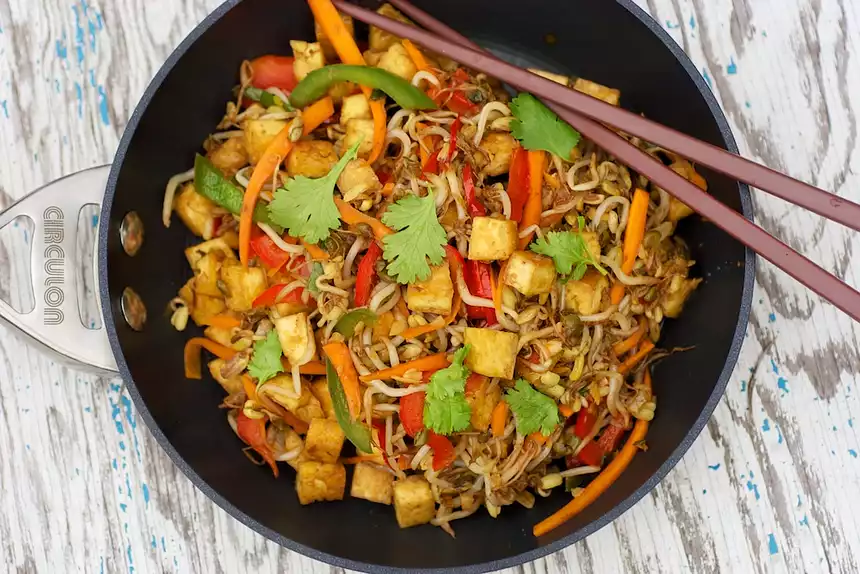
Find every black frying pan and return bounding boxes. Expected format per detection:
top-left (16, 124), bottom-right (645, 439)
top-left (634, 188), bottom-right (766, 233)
top-left (0, 0), bottom-right (754, 571)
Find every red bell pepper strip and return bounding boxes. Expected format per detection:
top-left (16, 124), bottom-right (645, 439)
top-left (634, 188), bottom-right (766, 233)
top-left (444, 244), bottom-right (465, 270)
top-left (250, 233), bottom-right (292, 271)
top-left (507, 146), bottom-right (530, 222)
top-left (236, 411), bottom-right (279, 477)
top-left (596, 423), bottom-right (627, 453)
top-left (252, 284), bottom-right (308, 308)
top-left (462, 164), bottom-right (486, 217)
top-left (574, 404), bottom-right (598, 439)
top-left (249, 55), bottom-right (298, 92)
top-left (427, 431), bottom-right (456, 471)
top-left (443, 116), bottom-right (462, 166)
top-left (464, 373), bottom-right (488, 395)
top-left (354, 241), bottom-right (383, 307)
top-left (399, 391), bottom-right (426, 437)
top-left (445, 91), bottom-right (479, 115)
top-left (463, 260), bottom-right (498, 325)
top-left (371, 420), bottom-right (393, 469)
top-left (572, 441), bottom-right (604, 467)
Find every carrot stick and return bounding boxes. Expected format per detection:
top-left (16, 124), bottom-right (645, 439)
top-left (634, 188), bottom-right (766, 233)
top-left (611, 188), bottom-right (650, 304)
top-left (184, 337), bottom-right (237, 379)
top-left (609, 283), bottom-right (625, 306)
top-left (518, 150), bottom-right (546, 249)
top-left (323, 342), bottom-right (362, 418)
top-left (617, 340), bottom-right (655, 375)
top-left (402, 39), bottom-right (429, 71)
top-left (238, 97), bottom-right (335, 266)
top-left (301, 240), bottom-right (330, 260)
top-left (395, 297), bottom-right (410, 318)
top-left (533, 370), bottom-right (651, 537)
top-left (202, 314), bottom-right (242, 329)
top-left (280, 358), bottom-right (328, 376)
top-left (559, 404), bottom-right (574, 418)
top-left (254, 387), bottom-right (310, 434)
top-left (399, 293), bottom-right (461, 340)
top-left (492, 261), bottom-right (506, 318)
top-left (242, 374), bottom-right (258, 402)
top-left (528, 432), bottom-right (549, 446)
top-left (335, 198), bottom-right (393, 239)
top-left (612, 321), bottom-right (647, 356)
top-left (381, 182), bottom-right (395, 197)
top-left (359, 352), bottom-right (451, 382)
top-left (491, 402), bottom-right (508, 438)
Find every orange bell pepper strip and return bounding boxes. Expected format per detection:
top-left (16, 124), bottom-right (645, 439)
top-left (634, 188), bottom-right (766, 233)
top-left (323, 342), bottom-right (362, 418)
top-left (184, 337), bottom-right (237, 379)
top-left (518, 150), bottom-right (547, 249)
top-left (491, 401), bottom-right (508, 438)
top-left (301, 240), bottom-right (330, 261)
top-left (399, 293), bottom-right (461, 340)
top-left (611, 188), bottom-right (650, 304)
top-left (617, 340), bottom-right (655, 375)
top-left (533, 370), bottom-right (652, 537)
top-left (402, 39), bottom-right (429, 71)
top-left (201, 314), bottom-right (242, 329)
top-left (359, 352), bottom-right (451, 382)
top-left (612, 321), bottom-right (647, 356)
top-left (335, 198), bottom-right (394, 239)
top-left (558, 404), bottom-right (574, 418)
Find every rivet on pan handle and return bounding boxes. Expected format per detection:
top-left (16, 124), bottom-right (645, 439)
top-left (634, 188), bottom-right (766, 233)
top-left (0, 166), bottom-right (118, 373)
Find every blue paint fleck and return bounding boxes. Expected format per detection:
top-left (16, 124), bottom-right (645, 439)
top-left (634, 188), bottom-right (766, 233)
top-left (100, 557), bottom-right (104, 574)
top-left (72, 5), bottom-right (85, 67)
top-left (0, 100), bottom-right (8, 118)
top-left (142, 483), bottom-right (150, 506)
top-left (750, 470), bottom-right (754, 478)
top-left (762, 419), bottom-right (770, 432)
top-left (54, 79), bottom-right (61, 93)
top-left (767, 534), bottom-right (779, 555)
top-left (127, 544), bottom-right (134, 574)
top-left (119, 440), bottom-right (126, 451)
top-left (56, 38), bottom-right (68, 60)
top-left (89, 69), bottom-right (96, 87)
top-left (84, 406), bottom-right (92, 413)
top-left (665, 20), bottom-right (680, 29)
top-left (74, 82), bottom-right (83, 118)
top-left (800, 514), bottom-right (809, 526)
top-left (768, 312), bottom-right (776, 322)
top-left (689, 16), bottom-right (696, 29)
top-left (120, 503), bottom-right (127, 512)
top-left (727, 57), bottom-right (737, 75)
top-left (25, 444), bottom-right (30, 451)
top-left (745, 101), bottom-right (752, 109)
top-left (797, 495), bottom-right (802, 507)
top-left (97, 85), bottom-right (110, 125)
top-left (771, 360), bottom-right (779, 374)
top-left (702, 68), bottom-right (713, 89)
top-left (747, 479), bottom-right (760, 500)
top-left (112, 458), bottom-right (118, 470)
top-left (850, 449), bottom-right (858, 458)
top-left (702, 489), bottom-right (707, 494)
top-left (708, 463), bottom-right (720, 471)
top-left (151, 535), bottom-right (157, 549)
top-left (777, 377), bottom-right (789, 395)
top-left (174, 557), bottom-right (178, 567)
top-left (92, 214), bottom-right (99, 228)
top-left (126, 475), bottom-right (133, 499)
top-left (161, 537), bottom-right (166, 552)
top-left (762, 30), bottom-right (768, 37)
top-left (777, 428), bottom-right (783, 444)
top-left (740, 380), bottom-right (747, 392)
top-left (849, 418), bottom-right (854, 428)
top-left (833, 425), bottom-right (838, 431)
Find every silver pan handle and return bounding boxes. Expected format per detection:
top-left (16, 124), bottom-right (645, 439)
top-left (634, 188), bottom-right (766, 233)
top-left (0, 166), bottom-right (117, 373)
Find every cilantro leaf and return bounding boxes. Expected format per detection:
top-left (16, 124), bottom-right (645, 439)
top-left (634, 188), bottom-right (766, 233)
top-left (247, 330), bottom-right (284, 384)
top-left (268, 141), bottom-right (360, 244)
top-left (530, 230), bottom-right (607, 279)
top-left (510, 93), bottom-right (581, 160)
top-left (381, 191), bottom-right (447, 284)
top-left (423, 346), bottom-right (472, 435)
top-left (504, 379), bottom-right (561, 436)
top-left (306, 262), bottom-right (324, 296)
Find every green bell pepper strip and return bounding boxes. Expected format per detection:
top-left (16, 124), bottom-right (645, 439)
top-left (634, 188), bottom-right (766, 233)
top-left (243, 86), bottom-right (294, 111)
top-left (290, 65), bottom-right (437, 110)
top-left (326, 358), bottom-right (374, 453)
top-left (334, 308), bottom-right (378, 338)
top-left (193, 154), bottom-right (282, 232)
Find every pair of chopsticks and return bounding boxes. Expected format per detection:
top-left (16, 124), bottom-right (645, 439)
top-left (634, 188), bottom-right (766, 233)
top-left (333, 0), bottom-right (860, 323)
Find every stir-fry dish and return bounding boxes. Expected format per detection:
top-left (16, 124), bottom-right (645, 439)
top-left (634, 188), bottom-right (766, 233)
top-left (165, 1), bottom-right (704, 537)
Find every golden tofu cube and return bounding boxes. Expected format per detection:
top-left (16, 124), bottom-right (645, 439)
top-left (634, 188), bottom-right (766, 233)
top-left (377, 42), bottom-right (417, 81)
top-left (219, 259), bottom-right (268, 312)
top-left (244, 119), bottom-right (288, 165)
top-left (351, 462), bottom-right (394, 505)
top-left (304, 418), bottom-right (345, 463)
top-left (564, 271), bottom-right (609, 315)
top-left (477, 132), bottom-right (517, 177)
top-left (192, 252), bottom-right (226, 297)
top-left (311, 380), bottom-right (336, 419)
top-left (290, 40), bottom-right (325, 82)
top-left (668, 197), bottom-right (694, 222)
top-left (463, 328), bottom-right (518, 379)
top-left (363, 50), bottom-right (383, 67)
top-left (664, 275), bottom-right (702, 318)
top-left (406, 264), bottom-right (454, 315)
top-left (274, 300), bottom-right (311, 317)
top-left (340, 93), bottom-right (372, 125)
top-left (259, 376), bottom-right (325, 423)
top-left (393, 476), bottom-right (435, 528)
top-left (184, 236), bottom-right (236, 270)
top-left (327, 81), bottom-right (356, 104)
top-left (189, 294), bottom-right (227, 326)
top-left (207, 137), bottom-right (248, 180)
top-left (273, 312), bottom-right (316, 365)
top-left (208, 359), bottom-right (244, 395)
top-left (468, 217), bottom-right (518, 261)
top-left (296, 461), bottom-right (346, 504)
top-left (204, 325), bottom-right (234, 347)
top-left (287, 140), bottom-right (338, 178)
top-left (579, 231), bottom-right (601, 261)
top-left (344, 118), bottom-right (375, 159)
top-left (573, 78), bottom-right (620, 106)
top-left (504, 251), bottom-right (557, 296)
top-left (337, 159), bottom-right (381, 202)
top-left (466, 380), bottom-right (502, 432)
top-left (174, 184), bottom-right (218, 240)
top-left (315, 12), bottom-right (354, 60)
top-left (528, 68), bottom-right (570, 86)
top-left (369, 3), bottom-right (412, 52)
top-left (282, 428), bottom-right (305, 470)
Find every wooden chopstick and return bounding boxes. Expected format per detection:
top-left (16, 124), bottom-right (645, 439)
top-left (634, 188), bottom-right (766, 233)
top-left (333, 0), bottom-right (860, 323)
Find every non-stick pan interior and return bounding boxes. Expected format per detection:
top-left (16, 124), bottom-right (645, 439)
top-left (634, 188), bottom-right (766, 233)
top-left (101, 0), bottom-right (751, 570)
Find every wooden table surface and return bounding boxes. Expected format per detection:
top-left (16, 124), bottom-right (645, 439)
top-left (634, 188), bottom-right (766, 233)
top-left (2, 0), bottom-right (860, 572)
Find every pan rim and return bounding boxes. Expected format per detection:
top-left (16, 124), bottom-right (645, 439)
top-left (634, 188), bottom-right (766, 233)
top-left (98, 0), bottom-right (755, 571)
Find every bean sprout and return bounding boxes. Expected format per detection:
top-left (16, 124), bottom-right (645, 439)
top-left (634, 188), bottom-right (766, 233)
top-left (162, 168), bottom-right (195, 227)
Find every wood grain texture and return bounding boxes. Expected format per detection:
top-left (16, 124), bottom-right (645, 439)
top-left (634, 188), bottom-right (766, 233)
top-left (2, 0), bottom-right (860, 572)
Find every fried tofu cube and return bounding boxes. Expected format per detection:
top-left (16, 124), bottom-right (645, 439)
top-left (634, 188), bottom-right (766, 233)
top-left (204, 325), bottom-right (234, 347)
top-left (369, 3), bottom-right (412, 52)
top-left (468, 217), bottom-right (518, 261)
top-left (351, 462), bottom-right (394, 505)
top-left (467, 380), bottom-right (502, 432)
top-left (290, 40), bottom-right (325, 82)
top-left (192, 252), bottom-right (227, 297)
top-left (244, 119), bottom-right (288, 165)
top-left (340, 93), bottom-right (372, 125)
top-left (304, 418), bottom-right (345, 463)
top-left (504, 251), bottom-right (557, 296)
top-left (174, 184), bottom-right (219, 240)
top-left (666, 162), bottom-right (703, 221)
top-left (477, 132), bottom-right (517, 177)
top-left (327, 80), bottom-right (356, 104)
top-left (344, 118), bottom-right (375, 158)
top-left (273, 312), bottom-right (316, 365)
top-left (564, 271), bottom-right (609, 315)
top-left (406, 264), bottom-right (454, 315)
top-left (668, 197), bottom-right (694, 222)
top-left (573, 78), bottom-right (620, 106)
top-left (311, 380), bottom-right (336, 419)
top-left (393, 476), bottom-right (435, 528)
top-left (296, 461), bottom-right (346, 504)
top-left (219, 259), bottom-right (268, 312)
top-left (315, 12), bottom-right (354, 60)
top-left (274, 300), bottom-right (311, 317)
top-left (528, 68), bottom-right (570, 86)
top-left (337, 159), bottom-right (381, 202)
top-left (377, 42), bottom-right (417, 81)
top-left (463, 328), bottom-right (518, 379)
top-left (207, 137), bottom-right (248, 179)
top-left (261, 376), bottom-right (325, 423)
top-left (580, 231), bottom-right (601, 261)
top-left (663, 275), bottom-right (702, 318)
top-left (184, 236), bottom-right (236, 269)
top-left (282, 428), bottom-right (305, 470)
top-left (208, 359), bottom-right (244, 395)
top-left (190, 294), bottom-right (227, 326)
top-left (287, 140), bottom-right (338, 178)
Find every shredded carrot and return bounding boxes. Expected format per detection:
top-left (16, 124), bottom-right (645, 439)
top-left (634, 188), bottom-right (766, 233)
top-left (491, 402), bottom-right (508, 437)
top-left (609, 283), bottom-right (625, 306)
top-left (335, 198), bottom-right (393, 239)
top-left (617, 340), bottom-right (655, 375)
top-left (397, 455), bottom-right (411, 470)
top-left (368, 97), bottom-right (387, 163)
top-left (184, 337), bottom-right (237, 379)
top-left (381, 182), bottom-right (395, 196)
top-left (402, 39), bottom-right (429, 71)
top-left (323, 342), bottom-right (362, 418)
top-left (533, 370), bottom-right (651, 537)
top-left (690, 169), bottom-right (707, 190)
top-left (492, 261), bottom-right (507, 318)
top-left (399, 293), bottom-right (461, 340)
top-left (529, 432), bottom-right (549, 446)
top-left (518, 150), bottom-right (546, 249)
top-left (359, 352), bottom-right (451, 382)
top-left (254, 390), bottom-right (310, 434)
top-left (242, 374), bottom-right (258, 402)
top-left (559, 404), bottom-right (574, 418)
top-left (202, 314), bottom-right (242, 329)
top-left (301, 240), bottom-right (330, 260)
top-left (612, 322), bottom-right (647, 356)
top-left (238, 97), bottom-right (335, 266)
top-left (610, 188), bottom-right (650, 304)
top-left (395, 297), bottom-right (410, 318)
top-left (281, 358), bottom-right (328, 375)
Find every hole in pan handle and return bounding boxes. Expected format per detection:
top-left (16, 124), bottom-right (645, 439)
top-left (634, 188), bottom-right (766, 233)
top-left (0, 166), bottom-right (118, 373)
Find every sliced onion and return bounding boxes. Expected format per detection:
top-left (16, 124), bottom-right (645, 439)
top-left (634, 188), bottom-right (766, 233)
top-left (257, 223), bottom-right (304, 253)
